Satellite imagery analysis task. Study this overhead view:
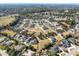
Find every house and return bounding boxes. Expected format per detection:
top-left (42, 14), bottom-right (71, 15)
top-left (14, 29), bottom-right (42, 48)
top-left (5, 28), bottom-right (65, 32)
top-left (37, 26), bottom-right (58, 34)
top-left (68, 29), bottom-right (75, 35)
top-left (54, 17), bottom-right (67, 21)
top-left (67, 38), bottom-right (76, 44)
top-left (14, 45), bottom-right (24, 51)
top-left (30, 38), bottom-right (38, 44)
top-left (62, 31), bottom-right (70, 38)
top-left (60, 22), bottom-right (70, 28)
top-left (32, 44), bottom-right (38, 50)
top-left (0, 49), bottom-right (8, 56)
top-left (62, 40), bottom-right (71, 48)
top-left (55, 34), bottom-right (63, 42)
top-left (49, 36), bottom-right (56, 43)
top-left (58, 51), bottom-right (73, 56)
top-left (0, 36), bottom-right (5, 42)
top-left (22, 49), bottom-right (34, 56)
top-left (67, 44), bottom-right (79, 56)
top-left (25, 37), bottom-right (32, 43)
top-left (4, 41), bottom-right (15, 46)
top-left (74, 32), bottom-right (79, 38)
top-left (54, 46), bottom-right (62, 53)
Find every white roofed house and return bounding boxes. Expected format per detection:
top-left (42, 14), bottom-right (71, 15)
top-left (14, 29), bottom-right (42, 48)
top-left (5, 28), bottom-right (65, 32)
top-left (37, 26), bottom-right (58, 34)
top-left (54, 17), bottom-right (67, 21)
top-left (66, 44), bottom-right (79, 56)
top-left (22, 49), bottom-right (34, 56)
top-left (0, 49), bottom-right (8, 56)
top-left (68, 28), bottom-right (75, 36)
top-left (75, 24), bottom-right (79, 32)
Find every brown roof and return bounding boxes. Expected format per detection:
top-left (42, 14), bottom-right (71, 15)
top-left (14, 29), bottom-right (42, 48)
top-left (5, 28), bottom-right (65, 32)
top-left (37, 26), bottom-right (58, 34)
top-left (62, 31), bottom-right (70, 37)
top-left (55, 34), bottom-right (63, 42)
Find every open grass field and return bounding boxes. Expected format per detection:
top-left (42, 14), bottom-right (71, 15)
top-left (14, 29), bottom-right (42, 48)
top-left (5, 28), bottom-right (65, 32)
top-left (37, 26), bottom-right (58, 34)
top-left (0, 16), bottom-right (16, 26)
top-left (0, 29), bottom-right (16, 37)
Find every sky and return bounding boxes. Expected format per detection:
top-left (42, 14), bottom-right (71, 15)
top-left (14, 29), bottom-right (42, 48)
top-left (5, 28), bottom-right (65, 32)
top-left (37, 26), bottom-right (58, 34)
top-left (0, 0), bottom-right (79, 4)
